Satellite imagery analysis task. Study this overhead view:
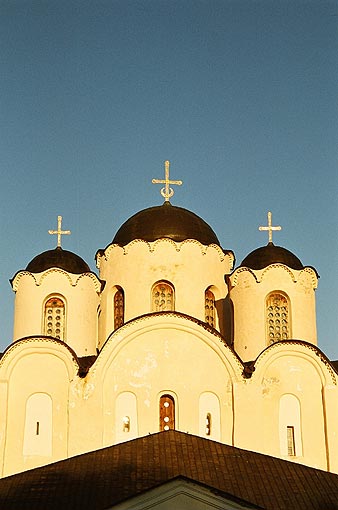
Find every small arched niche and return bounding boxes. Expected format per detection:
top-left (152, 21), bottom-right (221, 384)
top-left (279, 393), bottom-right (302, 457)
top-left (23, 393), bottom-right (52, 457)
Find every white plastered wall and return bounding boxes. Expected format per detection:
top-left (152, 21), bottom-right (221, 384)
top-left (233, 343), bottom-right (334, 472)
top-left (0, 318), bottom-right (337, 477)
top-left (0, 339), bottom-right (78, 477)
top-left (87, 314), bottom-right (242, 449)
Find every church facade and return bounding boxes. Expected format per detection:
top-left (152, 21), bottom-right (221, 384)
top-left (1, 163), bottom-right (338, 478)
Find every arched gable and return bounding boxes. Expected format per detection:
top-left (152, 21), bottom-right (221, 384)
top-left (91, 313), bottom-right (243, 445)
top-left (246, 340), bottom-right (334, 471)
top-left (0, 337), bottom-right (79, 476)
top-left (96, 312), bottom-right (244, 382)
top-left (0, 336), bottom-right (80, 381)
top-left (251, 340), bottom-right (336, 387)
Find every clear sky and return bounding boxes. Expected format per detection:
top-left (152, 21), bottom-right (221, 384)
top-left (1, 0), bottom-right (337, 357)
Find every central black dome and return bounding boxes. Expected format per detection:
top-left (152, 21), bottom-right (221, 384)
top-left (113, 202), bottom-right (220, 246)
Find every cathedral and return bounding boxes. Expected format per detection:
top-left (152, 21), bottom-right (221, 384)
top-left (1, 160), bottom-right (338, 498)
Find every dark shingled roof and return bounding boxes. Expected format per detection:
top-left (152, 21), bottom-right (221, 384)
top-left (26, 247), bottom-right (90, 274)
top-left (241, 242), bottom-right (304, 270)
top-left (1, 430), bottom-right (338, 509)
top-left (112, 202), bottom-right (220, 246)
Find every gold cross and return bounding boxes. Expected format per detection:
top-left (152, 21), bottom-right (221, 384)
top-left (152, 160), bottom-right (183, 202)
top-left (48, 215), bottom-right (71, 248)
top-left (259, 211), bottom-right (281, 244)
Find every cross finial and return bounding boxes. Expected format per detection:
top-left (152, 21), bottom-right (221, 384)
top-left (48, 215), bottom-right (71, 248)
top-left (259, 211), bottom-right (282, 244)
top-left (152, 160), bottom-right (183, 202)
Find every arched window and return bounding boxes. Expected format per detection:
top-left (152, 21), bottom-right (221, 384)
top-left (279, 394), bottom-right (302, 457)
top-left (152, 281), bottom-right (174, 312)
top-left (44, 297), bottom-right (65, 341)
top-left (266, 292), bottom-right (290, 344)
top-left (159, 394), bottom-right (175, 431)
top-left (205, 288), bottom-right (216, 327)
top-left (114, 288), bottom-right (124, 329)
top-left (23, 393), bottom-right (52, 456)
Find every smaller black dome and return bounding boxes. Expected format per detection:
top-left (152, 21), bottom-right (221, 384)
top-left (240, 242), bottom-right (303, 270)
top-left (26, 247), bottom-right (90, 274)
top-left (113, 202), bottom-right (220, 246)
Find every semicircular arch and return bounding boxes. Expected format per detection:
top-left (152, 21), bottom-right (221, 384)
top-left (0, 336), bottom-right (80, 381)
top-left (252, 340), bottom-right (336, 387)
top-left (96, 312), bottom-right (244, 383)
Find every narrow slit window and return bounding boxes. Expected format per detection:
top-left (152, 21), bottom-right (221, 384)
top-left (287, 426), bottom-right (296, 456)
top-left (36, 422), bottom-right (40, 436)
top-left (122, 416), bottom-right (130, 433)
top-left (205, 413), bottom-right (211, 436)
top-left (115, 392), bottom-right (138, 443)
top-left (199, 393), bottom-right (220, 441)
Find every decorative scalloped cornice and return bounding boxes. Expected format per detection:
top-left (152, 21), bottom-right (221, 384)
top-left (298, 267), bottom-right (318, 289)
top-left (231, 264), bottom-right (318, 287)
top-left (97, 239), bottom-right (233, 266)
top-left (11, 268), bottom-right (102, 292)
top-left (231, 267), bottom-right (259, 285)
top-left (260, 264), bottom-right (296, 283)
top-left (11, 271), bottom-right (38, 289)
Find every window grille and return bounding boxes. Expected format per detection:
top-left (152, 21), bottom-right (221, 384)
top-left (266, 293), bottom-right (290, 344)
top-left (44, 297), bottom-right (65, 340)
top-left (114, 288), bottom-right (124, 329)
top-left (205, 289), bottom-right (215, 327)
top-left (152, 282), bottom-right (174, 312)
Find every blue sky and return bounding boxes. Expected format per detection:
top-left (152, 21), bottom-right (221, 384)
top-left (1, 0), bottom-right (337, 357)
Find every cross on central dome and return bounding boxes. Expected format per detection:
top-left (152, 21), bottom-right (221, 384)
top-left (152, 160), bottom-right (182, 202)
